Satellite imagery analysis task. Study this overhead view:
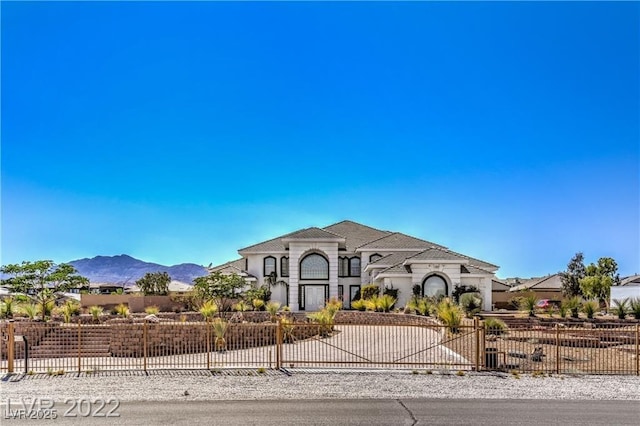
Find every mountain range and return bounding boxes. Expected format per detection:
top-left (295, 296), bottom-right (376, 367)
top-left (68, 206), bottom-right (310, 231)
top-left (68, 254), bottom-right (208, 285)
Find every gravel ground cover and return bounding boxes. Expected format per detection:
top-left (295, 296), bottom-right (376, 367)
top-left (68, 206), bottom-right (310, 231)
top-left (2, 370), bottom-right (639, 402)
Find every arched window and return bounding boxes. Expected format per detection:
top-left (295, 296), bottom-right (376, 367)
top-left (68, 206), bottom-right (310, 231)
top-left (300, 253), bottom-right (329, 280)
top-left (338, 257), bottom-right (349, 277)
top-left (422, 275), bottom-right (448, 298)
top-left (369, 253), bottom-right (383, 263)
top-left (349, 257), bottom-right (361, 277)
top-left (281, 257), bottom-right (289, 277)
top-left (263, 256), bottom-right (276, 277)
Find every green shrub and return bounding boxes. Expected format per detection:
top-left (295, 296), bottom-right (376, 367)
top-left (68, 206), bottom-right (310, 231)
top-left (436, 298), bottom-right (463, 333)
top-left (280, 316), bottom-right (295, 343)
top-left (266, 301), bottom-right (281, 321)
top-left (563, 296), bottom-right (582, 319)
top-left (484, 317), bottom-right (508, 335)
top-left (145, 305), bottom-right (160, 315)
top-left (212, 318), bottom-right (228, 351)
top-left (0, 297), bottom-right (14, 319)
top-left (363, 299), bottom-right (377, 312)
top-left (375, 294), bottom-right (396, 312)
top-left (20, 303), bottom-right (38, 320)
top-left (558, 303), bottom-right (568, 318)
top-left (233, 300), bottom-right (250, 312)
top-left (360, 284), bottom-right (379, 300)
top-left (114, 303), bottom-right (130, 318)
top-left (460, 293), bottom-right (482, 318)
top-left (581, 300), bottom-right (599, 319)
top-left (518, 294), bottom-right (538, 317)
top-left (629, 298), bottom-right (640, 320)
top-left (252, 299), bottom-right (265, 311)
top-left (37, 299), bottom-right (56, 320)
top-left (611, 298), bottom-right (629, 320)
top-left (88, 305), bottom-right (104, 322)
top-left (199, 300), bottom-right (218, 320)
top-left (352, 299), bottom-right (367, 311)
top-left (416, 298), bottom-right (433, 316)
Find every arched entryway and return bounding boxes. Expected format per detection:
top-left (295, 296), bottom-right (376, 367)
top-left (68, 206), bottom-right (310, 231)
top-left (422, 274), bottom-right (448, 298)
top-left (299, 252), bottom-right (329, 311)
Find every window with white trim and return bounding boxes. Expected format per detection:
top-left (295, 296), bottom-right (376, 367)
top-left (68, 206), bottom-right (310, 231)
top-left (300, 253), bottom-right (329, 280)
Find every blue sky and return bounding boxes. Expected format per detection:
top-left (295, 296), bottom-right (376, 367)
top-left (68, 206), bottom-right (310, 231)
top-left (1, 2), bottom-right (638, 278)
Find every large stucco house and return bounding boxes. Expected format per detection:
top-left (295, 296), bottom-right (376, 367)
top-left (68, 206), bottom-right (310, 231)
top-left (210, 220), bottom-right (499, 312)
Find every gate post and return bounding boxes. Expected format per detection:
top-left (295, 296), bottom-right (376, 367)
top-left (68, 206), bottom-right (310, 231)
top-left (474, 317), bottom-right (481, 372)
top-left (7, 321), bottom-right (15, 373)
top-left (143, 321), bottom-right (148, 372)
top-left (276, 320), bottom-right (283, 370)
top-left (206, 320), bottom-right (211, 370)
top-left (77, 320), bottom-right (82, 373)
top-left (636, 324), bottom-right (640, 376)
top-left (555, 324), bottom-right (560, 374)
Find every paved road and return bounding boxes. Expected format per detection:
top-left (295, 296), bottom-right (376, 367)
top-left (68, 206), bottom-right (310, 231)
top-left (2, 399), bottom-right (638, 425)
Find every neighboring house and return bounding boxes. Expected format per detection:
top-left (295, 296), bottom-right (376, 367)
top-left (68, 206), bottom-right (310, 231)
top-left (508, 273), bottom-right (563, 301)
top-left (210, 220), bottom-right (499, 311)
top-left (127, 280), bottom-right (195, 295)
top-left (610, 274), bottom-right (640, 305)
top-left (490, 278), bottom-right (513, 309)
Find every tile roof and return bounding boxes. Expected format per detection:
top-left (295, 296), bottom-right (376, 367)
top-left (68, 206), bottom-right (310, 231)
top-left (356, 232), bottom-right (447, 250)
top-left (210, 258), bottom-right (246, 273)
top-left (621, 275), bottom-right (640, 286)
top-left (509, 273), bottom-right (562, 292)
top-left (368, 251), bottom-right (421, 267)
top-left (378, 262), bottom-right (412, 274)
top-left (460, 264), bottom-right (494, 275)
top-left (323, 220), bottom-right (391, 252)
top-left (282, 227), bottom-right (345, 240)
top-left (405, 248), bottom-right (466, 262)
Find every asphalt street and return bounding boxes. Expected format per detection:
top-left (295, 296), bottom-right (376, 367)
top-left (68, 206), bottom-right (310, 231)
top-left (2, 399), bottom-right (639, 425)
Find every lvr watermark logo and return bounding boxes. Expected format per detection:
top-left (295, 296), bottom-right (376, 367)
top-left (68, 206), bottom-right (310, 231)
top-left (4, 397), bottom-right (121, 419)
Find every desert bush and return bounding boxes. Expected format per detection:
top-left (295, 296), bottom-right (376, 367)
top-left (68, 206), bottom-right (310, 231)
top-left (611, 298), bottom-right (629, 320)
top-left (460, 293), bottom-right (482, 318)
top-left (88, 305), bottom-right (104, 322)
top-left (252, 299), bottom-right (265, 311)
top-left (280, 316), bottom-right (295, 343)
top-left (266, 301), bottom-right (281, 321)
top-left (562, 296), bottom-right (582, 319)
top-left (352, 299), bottom-right (367, 311)
top-left (56, 300), bottom-right (81, 323)
top-left (363, 298), bottom-right (377, 312)
top-left (436, 298), bottom-right (463, 333)
top-left (360, 284), bottom-right (379, 300)
top-left (325, 298), bottom-right (342, 317)
top-left (484, 317), bottom-right (508, 335)
top-left (558, 303), bottom-right (568, 318)
top-left (19, 303), bottom-right (38, 320)
top-left (629, 298), bottom-right (640, 320)
top-left (212, 318), bottom-right (228, 351)
top-left (145, 305), bottom-right (160, 315)
top-left (581, 300), bottom-right (599, 319)
top-left (199, 300), bottom-right (218, 321)
top-left (375, 294), bottom-right (396, 312)
top-left (0, 297), bottom-right (14, 319)
top-left (518, 294), bottom-right (539, 317)
top-left (114, 303), bottom-right (130, 318)
top-left (233, 300), bottom-right (250, 312)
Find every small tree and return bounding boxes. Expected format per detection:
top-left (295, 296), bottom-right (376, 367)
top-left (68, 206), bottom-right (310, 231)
top-left (193, 272), bottom-right (247, 312)
top-left (560, 253), bottom-right (586, 297)
top-left (135, 272), bottom-right (171, 296)
top-left (1, 260), bottom-right (88, 321)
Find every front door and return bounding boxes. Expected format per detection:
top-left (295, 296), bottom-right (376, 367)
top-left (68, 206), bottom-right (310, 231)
top-left (305, 286), bottom-right (325, 311)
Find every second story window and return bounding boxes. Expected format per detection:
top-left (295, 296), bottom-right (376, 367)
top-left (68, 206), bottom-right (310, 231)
top-left (300, 253), bottom-right (329, 280)
top-left (349, 257), bottom-right (361, 277)
top-left (264, 256), bottom-right (276, 276)
top-left (338, 257), bottom-right (349, 277)
top-left (281, 257), bottom-right (289, 277)
top-left (369, 253), bottom-right (383, 263)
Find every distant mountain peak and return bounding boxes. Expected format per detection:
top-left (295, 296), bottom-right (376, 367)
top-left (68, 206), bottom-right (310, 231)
top-left (68, 254), bottom-right (207, 285)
